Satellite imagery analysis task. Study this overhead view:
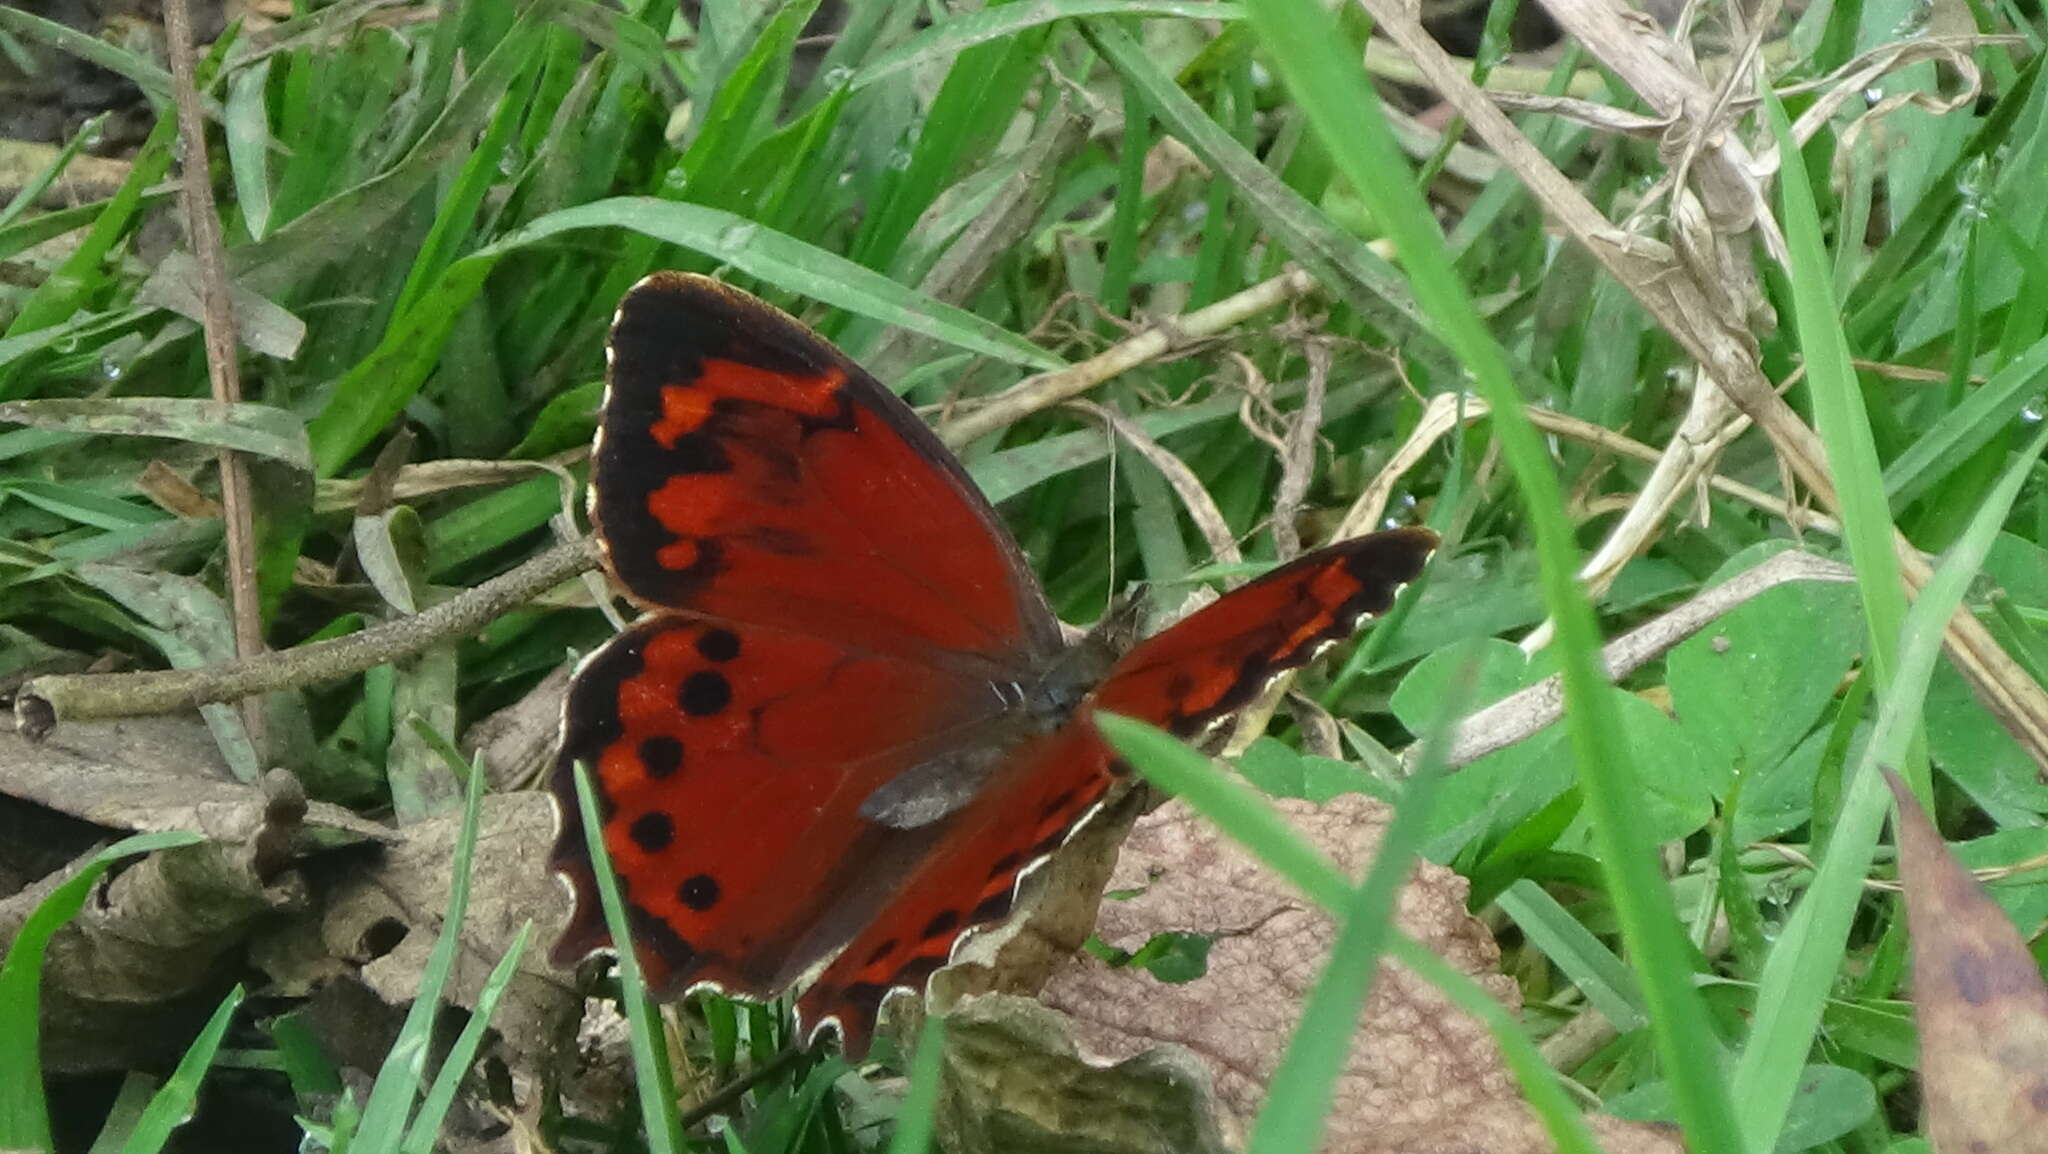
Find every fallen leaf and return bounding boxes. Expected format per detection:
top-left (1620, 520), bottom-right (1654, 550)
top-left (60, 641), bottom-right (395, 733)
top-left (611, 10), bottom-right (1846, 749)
top-left (1887, 770), bottom-right (2048, 1150)
top-left (315, 792), bottom-right (577, 1065)
top-left (1026, 794), bottom-right (1682, 1154)
top-left (937, 995), bottom-right (1232, 1154)
top-left (462, 665), bottom-right (569, 790)
top-left (0, 715), bottom-right (387, 847)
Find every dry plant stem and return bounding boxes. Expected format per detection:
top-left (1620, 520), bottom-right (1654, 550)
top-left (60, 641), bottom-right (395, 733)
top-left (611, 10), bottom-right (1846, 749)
top-left (1268, 341), bottom-right (1329, 560)
top-left (937, 267), bottom-right (1318, 447)
top-left (164, 0), bottom-right (266, 755)
top-left (1350, 0), bottom-right (2048, 769)
top-left (1338, 392), bottom-right (1842, 541)
top-left (311, 452), bottom-right (586, 513)
top-left (1069, 401), bottom-right (1242, 565)
top-left (14, 538), bottom-right (599, 737)
top-left (1421, 550), bottom-right (1856, 770)
top-left (1520, 382), bottom-right (1752, 651)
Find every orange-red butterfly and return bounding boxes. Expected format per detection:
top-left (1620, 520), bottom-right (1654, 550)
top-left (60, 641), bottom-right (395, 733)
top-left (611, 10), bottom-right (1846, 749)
top-left (549, 273), bottom-right (1436, 1056)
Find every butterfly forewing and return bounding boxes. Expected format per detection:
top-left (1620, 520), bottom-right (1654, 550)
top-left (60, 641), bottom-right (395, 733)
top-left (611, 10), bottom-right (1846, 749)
top-left (550, 616), bottom-right (1017, 996)
top-left (594, 273), bottom-right (1063, 668)
top-left (1092, 527), bottom-right (1439, 731)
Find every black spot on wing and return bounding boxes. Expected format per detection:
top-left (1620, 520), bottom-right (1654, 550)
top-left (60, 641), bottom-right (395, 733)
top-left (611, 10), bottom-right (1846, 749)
top-left (696, 628), bottom-right (741, 662)
top-left (679, 670), bottom-right (732, 716)
top-left (678, 873), bottom-right (720, 911)
top-left (639, 736), bottom-right (684, 780)
top-left (629, 812), bottom-right (675, 853)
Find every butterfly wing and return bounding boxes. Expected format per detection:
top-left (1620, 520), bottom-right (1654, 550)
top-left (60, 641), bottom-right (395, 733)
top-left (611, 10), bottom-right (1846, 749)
top-left (551, 616), bottom-right (1026, 997)
top-left (796, 528), bottom-right (1439, 1054)
top-left (1092, 526), bottom-right (1441, 726)
top-left (553, 274), bottom-right (1065, 1001)
top-left (593, 272), bottom-right (1064, 669)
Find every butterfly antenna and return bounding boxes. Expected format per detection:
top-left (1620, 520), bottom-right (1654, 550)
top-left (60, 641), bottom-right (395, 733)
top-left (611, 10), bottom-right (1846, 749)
top-left (1103, 416), bottom-right (1119, 599)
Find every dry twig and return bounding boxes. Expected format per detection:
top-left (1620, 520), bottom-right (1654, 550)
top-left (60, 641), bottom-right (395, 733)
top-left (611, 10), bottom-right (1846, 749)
top-left (164, 0), bottom-right (267, 755)
top-left (13, 539), bottom-right (599, 738)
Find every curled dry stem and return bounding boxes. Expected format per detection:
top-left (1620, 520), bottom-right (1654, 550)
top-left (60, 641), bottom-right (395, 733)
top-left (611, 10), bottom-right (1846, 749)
top-left (1420, 550), bottom-right (1858, 770)
top-left (1068, 400), bottom-right (1241, 567)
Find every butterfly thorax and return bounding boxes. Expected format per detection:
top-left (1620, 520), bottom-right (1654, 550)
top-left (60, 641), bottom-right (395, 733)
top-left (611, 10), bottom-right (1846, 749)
top-left (855, 598), bottom-right (1143, 833)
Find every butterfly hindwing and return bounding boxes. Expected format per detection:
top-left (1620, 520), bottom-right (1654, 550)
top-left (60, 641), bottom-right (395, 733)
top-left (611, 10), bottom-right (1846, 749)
top-left (794, 723), bottom-right (1121, 1055)
top-left (550, 615), bottom-right (1020, 997)
top-left (791, 529), bottom-right (1439, 1052)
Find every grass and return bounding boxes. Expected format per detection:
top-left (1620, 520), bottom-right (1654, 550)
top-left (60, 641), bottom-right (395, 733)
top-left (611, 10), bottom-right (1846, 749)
top-left (2, 0), bottom-right (2047, 1151)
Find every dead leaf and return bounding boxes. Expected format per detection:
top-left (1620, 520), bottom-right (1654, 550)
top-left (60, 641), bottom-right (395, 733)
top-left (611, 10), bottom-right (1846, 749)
top-left (462, 665), bottom-right (569, 790)
top-left (0, 714), bottom-right (387, 847)
top-left (1887, 770), bottom-right (2048, 1150)
top-left (1028, 794), bottom-right (1683, 1154)
top-left (315, 791), bottom-right (577, 1065)
top-left (937, 995), bottom-right (1232, 1154)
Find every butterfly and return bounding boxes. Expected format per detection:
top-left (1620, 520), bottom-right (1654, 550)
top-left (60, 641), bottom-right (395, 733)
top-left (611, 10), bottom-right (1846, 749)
top-left (548, 273), bottom-right (1437, 1058)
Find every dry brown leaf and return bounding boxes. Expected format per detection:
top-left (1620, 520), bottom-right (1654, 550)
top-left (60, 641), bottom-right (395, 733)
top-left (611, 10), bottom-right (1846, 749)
top-left (938, 994), bottom-right (1232, 1154)
top-left (462, 665), bottom-right (569, 790)
top-left (1030, 795), bottom-right (1682, 1154)
top-left (315, 792), bottom-right (576, 1064)
top-left (0, 714), bottom-right (390, 846)
top-left (1887, 771), bottom-right (2048, 1150)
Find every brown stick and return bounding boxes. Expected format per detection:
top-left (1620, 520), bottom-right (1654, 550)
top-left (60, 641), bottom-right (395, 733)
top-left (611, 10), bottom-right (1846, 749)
top-left (13, 539), bottom-right (600, 739)
top-left (164, 0), bottom-right (268, 757)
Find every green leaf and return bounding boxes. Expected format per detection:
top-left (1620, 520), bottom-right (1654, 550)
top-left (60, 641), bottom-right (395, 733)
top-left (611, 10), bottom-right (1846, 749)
top-left (1666, 550), bottom-right (1862, 790)
top-left (119, 987), bottom-right (246, 1154)
top-left (0, 832), bottom-right (205, 1154)
top-left (0, 399), bottom-right (313, 470)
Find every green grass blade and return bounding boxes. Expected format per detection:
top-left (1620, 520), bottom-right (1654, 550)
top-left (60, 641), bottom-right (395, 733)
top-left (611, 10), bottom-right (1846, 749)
top-left (569, 760), bottom-right (684, 1154)
top-left (1238, 0), bottom-right (1745, 1148)
top-left (118, 987), bottom-right (246, 1154)
top-left (1495, 879), bottom-right (1647, 1030)
top-left (400, 921), bottom-right (536, 1154)
top-left (390, 30), bottom-right (541, 319)
top-left (0, 399), bottom-right (313, 470)
top-left (0, 832), bottom-right (204, 1154)
top-left (83, 1076), bottom-right (156, 1154)
top-left (224, 59), bottom-right (276, 240)
top-left (883, 1016), bottom-right (946, 1154)
top-left (0, 113), bottom-right (107, 231)
top-left (1, 114), bottom-right (175, 351)
top-left (232, 7), bottom-right (539, 295)
top-left (351, 760), bottom-right (489, 1154)
top-left (479, 199), bottom-right (1063, 370)
top-left (853, 1), bottom-right (1244, 90)
top-left (1885, 333), bottom-right (2048, 508)
top-left (1735, 419), bottom-right (2048, 1148)
top-left (1083, 21), bottom-right (1459, 386)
